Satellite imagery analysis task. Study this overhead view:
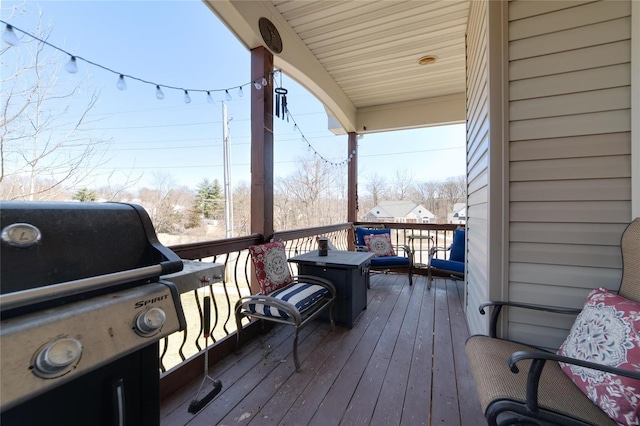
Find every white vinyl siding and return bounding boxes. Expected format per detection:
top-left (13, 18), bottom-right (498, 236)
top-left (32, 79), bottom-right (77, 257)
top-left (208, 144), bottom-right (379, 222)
top-left (465, 0), bottom-right (490, 335)
top-left (506, 0), bottom-right (632, 349)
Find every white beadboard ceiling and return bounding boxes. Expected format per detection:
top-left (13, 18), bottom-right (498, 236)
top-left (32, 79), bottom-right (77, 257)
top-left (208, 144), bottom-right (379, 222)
top-left (204, 0), bottom-right (469, 134)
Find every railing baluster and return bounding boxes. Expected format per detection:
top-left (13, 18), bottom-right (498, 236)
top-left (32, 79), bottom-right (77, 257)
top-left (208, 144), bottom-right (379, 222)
top-left (219, 254), bottom-right (233, 335)
top-left (192, 289), bottom-right (203, 353)
top-left (159, 337), bottom-right (169, 373)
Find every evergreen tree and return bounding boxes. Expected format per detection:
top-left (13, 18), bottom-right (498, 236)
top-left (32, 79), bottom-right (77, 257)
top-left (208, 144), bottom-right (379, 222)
top-left (73, 188), bottom-right (98, 202)
top-left (194, 178), bottom-right (223, 220)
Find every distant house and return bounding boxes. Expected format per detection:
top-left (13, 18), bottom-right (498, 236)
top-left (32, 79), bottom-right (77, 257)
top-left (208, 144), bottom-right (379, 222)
top-left (448, 203), bottom-right (466, 224)
top-left (362, 200), bottom-right (435, 223)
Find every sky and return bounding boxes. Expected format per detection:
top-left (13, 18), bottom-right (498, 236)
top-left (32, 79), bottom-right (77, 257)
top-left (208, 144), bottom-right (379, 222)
top-left (1, 0), bottom-right (466, 193)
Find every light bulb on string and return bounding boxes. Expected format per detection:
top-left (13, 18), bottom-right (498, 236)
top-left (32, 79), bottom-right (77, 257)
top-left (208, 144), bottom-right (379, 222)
top-left (293, 123), bottom-right (298, 132)
top-left (183, 90), bottom-right (191, 104)
top-left (65, 56), bottom-right (78, 73)
top-left (253, 81), bottom-right (262, 90)
top-left (155, 85), bottom-right (164, 100)
top-left (225, 90), bottom-right (232, 101)
top-left (261, 76), bottom-right (268, 86)
top-left (2, 24), bottom-right (20, 46)
top-left (237, 86), bottom-right (243, 97)
top-left (116, 74), bottom-right (127, 90)
top-left (206, 91), bottom-right (214, 104)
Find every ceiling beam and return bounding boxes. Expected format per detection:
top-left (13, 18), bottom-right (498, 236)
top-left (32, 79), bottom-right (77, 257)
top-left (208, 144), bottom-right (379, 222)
top-left (356, 93), bottom-right (466, 134)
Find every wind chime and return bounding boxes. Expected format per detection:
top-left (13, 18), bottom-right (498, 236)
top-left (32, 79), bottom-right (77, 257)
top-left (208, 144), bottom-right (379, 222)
top-left (274, 72), bottom-right (288, 121)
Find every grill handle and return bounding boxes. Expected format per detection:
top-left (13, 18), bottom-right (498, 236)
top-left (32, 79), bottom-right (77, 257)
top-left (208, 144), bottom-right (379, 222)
top-left (0, 263), bottom-right (173, 313)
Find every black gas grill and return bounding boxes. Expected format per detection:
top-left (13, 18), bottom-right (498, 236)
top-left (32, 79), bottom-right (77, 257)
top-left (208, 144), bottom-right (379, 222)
top-left (0, 201), bottom-right (186, 426)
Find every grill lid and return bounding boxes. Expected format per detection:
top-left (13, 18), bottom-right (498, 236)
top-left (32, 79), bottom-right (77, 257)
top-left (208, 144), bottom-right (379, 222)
top-left (0, 202), bottom-right (183, 315)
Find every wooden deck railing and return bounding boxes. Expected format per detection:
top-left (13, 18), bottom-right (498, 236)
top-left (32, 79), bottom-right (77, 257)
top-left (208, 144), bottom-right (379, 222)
top-left (160, 222), bottom-right (463, 399)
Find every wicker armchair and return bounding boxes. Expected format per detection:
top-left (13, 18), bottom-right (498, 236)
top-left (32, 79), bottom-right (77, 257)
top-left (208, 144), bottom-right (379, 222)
top-left (465, 218), bottom-right (640, 425)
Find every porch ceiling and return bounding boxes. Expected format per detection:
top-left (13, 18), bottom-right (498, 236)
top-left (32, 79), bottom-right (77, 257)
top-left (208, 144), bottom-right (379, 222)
top-left (203, 0), bottom-right (469, 135)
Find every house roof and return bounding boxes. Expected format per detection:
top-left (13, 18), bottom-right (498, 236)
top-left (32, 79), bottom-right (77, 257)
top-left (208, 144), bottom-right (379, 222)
top-left (370, 200), bottom-right (434, 219)
top-left (203, 0), bottom-right (468, 135)
top-left (452, 203), bottom-right (466, 214)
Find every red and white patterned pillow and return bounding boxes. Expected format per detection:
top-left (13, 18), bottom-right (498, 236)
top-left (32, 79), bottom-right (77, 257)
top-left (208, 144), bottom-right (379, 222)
top-left (557, 288), bottom-right (640, 425)
top-left (248, 240), bottom-right (293, 295)
top-left (363, 233), bottom-right (396, 257)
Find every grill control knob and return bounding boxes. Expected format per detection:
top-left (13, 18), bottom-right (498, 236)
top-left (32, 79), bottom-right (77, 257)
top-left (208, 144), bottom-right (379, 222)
top-left (34, 338), bottom-right (82, 377)
top-left (135, 307), bottom-right (166, 336)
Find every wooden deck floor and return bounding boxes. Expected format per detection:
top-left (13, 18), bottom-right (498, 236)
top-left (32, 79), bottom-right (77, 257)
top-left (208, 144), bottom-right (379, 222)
top-left (160, 273), bottom-right (484, 426)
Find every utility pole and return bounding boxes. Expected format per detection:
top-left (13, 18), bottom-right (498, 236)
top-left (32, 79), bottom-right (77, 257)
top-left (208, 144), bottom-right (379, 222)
top-left (222, 102), bottom-right (234, 238)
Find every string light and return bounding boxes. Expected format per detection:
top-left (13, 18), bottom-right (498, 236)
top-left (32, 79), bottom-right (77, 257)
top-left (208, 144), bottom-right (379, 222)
top-left (65, 56), bottom-right (78, 73)
top-left (2, 23), bottom-right (19, 46)
top-left (116, 74), bottom-right (127, 90)
top-left (0, 20), bottom-right (273, 104)
top-left (286, 108), bottom-right (356, 166)
top-left (2, 20), bottom-right (355, 165)
top-left (274, 71), bottom-right (354, 166)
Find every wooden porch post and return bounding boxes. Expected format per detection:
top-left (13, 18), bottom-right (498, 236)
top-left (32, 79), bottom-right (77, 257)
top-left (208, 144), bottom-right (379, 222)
top-left (250, 46), bottom-right (274, 241)
top-left (348, 131), bottom-right (358, 250)
top-left (250, 47), bottom-right (274, 294)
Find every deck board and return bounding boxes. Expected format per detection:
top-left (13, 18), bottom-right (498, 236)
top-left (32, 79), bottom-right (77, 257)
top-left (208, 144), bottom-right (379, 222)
top-left (401, 275), bottom-right (435, 425)
top-left (160, 274), bottom-right (483, 426)
top-left (432, 279), bottom-right (461, 425)
top-left (370, 274), bottom-right (425, 425)
top-left (307, 274), bottom-right (405, 426)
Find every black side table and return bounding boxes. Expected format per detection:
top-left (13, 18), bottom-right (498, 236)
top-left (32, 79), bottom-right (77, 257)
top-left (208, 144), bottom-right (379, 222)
top-left (288, 251), bottom-right (374, 328)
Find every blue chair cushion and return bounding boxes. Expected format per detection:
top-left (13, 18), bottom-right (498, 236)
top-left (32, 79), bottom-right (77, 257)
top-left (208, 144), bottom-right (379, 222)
top-left (371, 256), bottom-right (410, 268)
top-left (247, 283), bottom-right (329, 319)
top-left (430, 258), bottom-right (465, 274)
top-left (355, 227), bottom-right (390, 246)
top-left (449, 229), bottom-right (465, 262)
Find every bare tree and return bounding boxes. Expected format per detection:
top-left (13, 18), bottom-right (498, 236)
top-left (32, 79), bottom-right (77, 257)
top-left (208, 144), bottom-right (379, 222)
top-left (0, 18), bottom-right (128, 201)
top-left (232, 181), bottom-right (251, 236)
top-left (390, 168), bottom-right (414, 200)
top-left (95, 168), bottom-right (143, 201)
top-left (138, 172), bottom-right (193, 233)
top-left (363, 172), bottom-right (388, 208)
top-left (439, 176), bottom-right (466, 211)
top-left (274, 155), bottom-right (345, 230)
top-left (410, 181), bottom-right (440, 216)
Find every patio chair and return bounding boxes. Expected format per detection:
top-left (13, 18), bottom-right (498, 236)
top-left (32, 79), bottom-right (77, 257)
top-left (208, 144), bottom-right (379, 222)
top-left (427, 228), bottom-right (465, 289)
top-left (465, 218), bottom-right (640, 426)
top-left (235, 240), bottom-right (336, 371)
top-left (353, 225), bottom-right (414, 287)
